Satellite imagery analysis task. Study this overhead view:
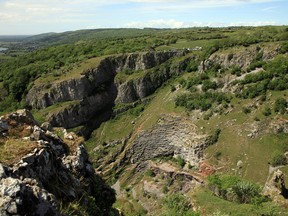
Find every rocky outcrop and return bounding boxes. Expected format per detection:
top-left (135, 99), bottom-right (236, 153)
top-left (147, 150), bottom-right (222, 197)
top-left (263, 169), bottom-right (288, 203)
top-left (0, 110), bottom-right (115, 216)
top-left (47, 83), bottom-right (117, 128)
top-left (26, 51), bottom-right (189, 129)
top-left (126, 115), bottom-right (211, 167)
top-left (200, 45), bottom-right (280, 71)
top-left (115, 56), bottom-right (191, 103)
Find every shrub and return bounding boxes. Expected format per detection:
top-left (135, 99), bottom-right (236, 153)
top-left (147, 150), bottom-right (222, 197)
top-left (228, 53), bottom-right (233, 61)
top-left (230, 65), bottom-right (242, 76)
top-left (214, 151), bottom-right (222, 160)
top-left (262, 107), bottom-right (271, 116)
top-left (146, 169), bottom-right (155, 177)
top-left (232, 182), bottom-right (261, 203)
top-left (271, 151), bottom-right (287, 167)
top-left (162, 186), bottom-right (169, 194)
top-left (162, 194), bottom-right (200, 216)
top-left (208, 174), bottom-right (264, 204)
top-left (209, 128), bottom-right (221, 145)
top-left (175, 92), bottom-right (230, 112)
top-left (202, 80), bottom-right (218, 91)
top-left (170, 85), bottom-right (176, 92)
top-left (280, 42), bottom-right (288, 54)
top-left (186, 61), bottom-right (198, 72)
top-left (242, 107), bottom-right (251, 114)
top-left (274, 97), bottom-right (287, 114)
top-left (129, 105), bottom-right (145, 116)
top-left (176, 156), bottom-right (185, 168)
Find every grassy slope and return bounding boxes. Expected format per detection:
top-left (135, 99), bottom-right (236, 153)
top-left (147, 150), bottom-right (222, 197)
top-left (12, 27), bottom-right (287, 214)
top-left (85, 64), bottom-right (288, 214)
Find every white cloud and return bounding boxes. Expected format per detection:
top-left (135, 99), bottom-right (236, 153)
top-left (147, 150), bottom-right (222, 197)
top-left (129, 0), bottom-right (279, 7)
top-left (0, 0), bottom-right (284, 34)
top-left (124, 19), bottom-right (279, 28)
top-left (124, 19), bottom-right (186, 28)
top-left (261, 6), bottom-right (278, 11)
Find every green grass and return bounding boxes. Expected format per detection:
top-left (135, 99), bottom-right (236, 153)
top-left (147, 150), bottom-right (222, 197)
top-left (113, 197), bottom-right (147, 216)
top-left (156, 38), bottom-right (222, 51)
top-left (34, 56), bottom-right (106, 85)
top-left (32, 100), bottom-right (80, 123)
top-left (197, 90), bottom-right (288, 184)
top-left (192, 188), bottom-right (287, 216)
top-left (0, 139), bottom-right (38, 165)
top-left (84, 112), bottom-right (136, 153)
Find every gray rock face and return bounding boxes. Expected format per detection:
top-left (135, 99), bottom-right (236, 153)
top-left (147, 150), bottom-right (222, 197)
top-left (127, 115), bottom-right (211, 167)
top-left (115, 57), bottom-right (190, 103)
top-left (263, 169), bottom-right (288, 202)
top-left (0, 110), bottom-right (116, 215)
top-left (0, 120), bottom-right (8, 134)
top-left (26, 51), bottom-right (189, 129)
top-left (0, 177), bottom-right (59, 216)
top-left (200, 45), bottom-right (280, 72)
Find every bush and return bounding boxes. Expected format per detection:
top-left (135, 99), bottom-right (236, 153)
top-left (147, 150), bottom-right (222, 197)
top-left (209, 128), bottom-right (221, 145)
top-left (176, 156), bottom-right (185, 168)
top-left (228, 53), bottom-right (233, 61)
top-left (271, 151), bottom-right (287, 167)
top-left (208, 174), bottom-right (264, 204)
top-left (170, 85), bottom-right (176, 92)
top-left (146, 169), bottom-right (155, 177)
top-left (175, 92), bottom-right (230, 112)
top-left (129, 105), bottom-right (145, 116)
top-left (242, 107), bottom-right (251, 114)
top-left (274, 97), bottom-right (287, 114)
top-left (262, 107), bottom-right (271, 116)
top-left (186, 61), bottom-right (198, 72)
top-left (162, 194), bottom-right (200, 216)
top-left (202, 80), bottom-right (218, 91)
top-left (230, 65), bottom-right (242, 76)
top-left (280, 42), bottom-right (288, 54)
top-left (232, 182), bottom-right (261, 204)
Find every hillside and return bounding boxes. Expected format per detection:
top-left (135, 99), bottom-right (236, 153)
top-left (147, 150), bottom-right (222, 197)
top-left (1, 26), bottom-right (288, 215)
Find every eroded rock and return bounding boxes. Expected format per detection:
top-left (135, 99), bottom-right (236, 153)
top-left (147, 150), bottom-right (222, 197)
top-left (127, 115), bottom-right (211, 167)
top-left (0, 110), bottom-right (116, 215)
top-left (263, 169), bottom-right (288, 203)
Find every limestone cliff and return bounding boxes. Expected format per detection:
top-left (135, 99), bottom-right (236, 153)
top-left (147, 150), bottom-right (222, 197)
top-left (115, 56), bottom-right (191, 103)
top-left (127, 115), bottom-right (211, 167)
top-left (200, 44), bottom-right (280, 71)
top-left (26, 51), bottom-right (189, 129)
top-left (0, 110), bottom-right (115, 216)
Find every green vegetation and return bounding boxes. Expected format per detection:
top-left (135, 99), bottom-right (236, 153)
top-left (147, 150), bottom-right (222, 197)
top-left (175, 156), bottom-right (186, 168)
top-left (162, 194), bottom-right (200, 216)
top-left (1, 26), bottom-right (288, 113)
top-left (208, 174), bottom-right (265, 204)
top-left (193, 189), bottom-right (285, 216)
top-left (274, 97), bottom-right (288, 114)
top-left (237, 55), bottom-right (288, 99)
top-left (271, 151), bottom-right (287, 167)
top-left (0, 139), bottom-right (37, 165)
top-left (2, 26), bottom-right (288, 215)
top-left (175, 92), bottom-right (231, 111)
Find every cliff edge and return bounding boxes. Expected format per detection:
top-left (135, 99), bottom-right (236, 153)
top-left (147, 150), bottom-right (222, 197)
top-left (0, 109), bottom-right (116, 216)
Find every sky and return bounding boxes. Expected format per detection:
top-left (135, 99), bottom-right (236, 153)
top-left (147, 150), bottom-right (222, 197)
top-left (0, 0), bottom-right (287, 35)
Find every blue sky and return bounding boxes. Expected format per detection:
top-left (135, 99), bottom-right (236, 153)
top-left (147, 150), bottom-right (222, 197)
top-left (0, 0), bottom-right (287, 35)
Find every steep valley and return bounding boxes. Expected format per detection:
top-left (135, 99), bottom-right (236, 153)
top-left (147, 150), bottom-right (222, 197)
top-left (1, 27), bottom-right (288, 215)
